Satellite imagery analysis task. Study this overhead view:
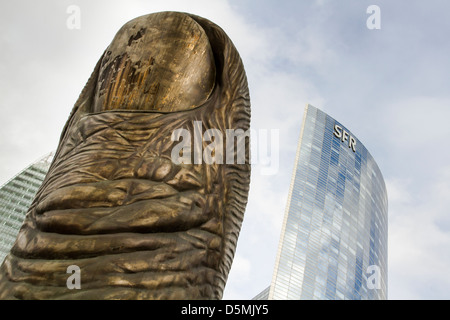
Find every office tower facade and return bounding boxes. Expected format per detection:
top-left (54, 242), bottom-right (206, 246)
top-left (267, 104), bottom-right (388, 300)
top-left (0, 153), bottom-right (53, 264)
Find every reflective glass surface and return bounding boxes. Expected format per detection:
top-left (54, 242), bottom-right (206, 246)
top-left (0, 153), bottom-right (53, 264)
top-left (269, 105), bottom-right (388, 300)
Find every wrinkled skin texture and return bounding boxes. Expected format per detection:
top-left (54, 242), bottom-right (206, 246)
top-left (0, 12), bottom-right (250, 300)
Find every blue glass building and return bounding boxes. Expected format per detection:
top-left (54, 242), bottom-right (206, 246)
top-left (266, 104), bottom-right (388, 300)
top-left (0, 153), bottom-right (53, 264)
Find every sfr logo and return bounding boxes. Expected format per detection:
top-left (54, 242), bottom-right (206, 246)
top-left (333, 124), bottom-right (356, 152)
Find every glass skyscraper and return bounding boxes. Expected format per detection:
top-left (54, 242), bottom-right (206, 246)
top-left (0, 153), bottom-right (53, 264)
top-left (263, 104), bottom-right (388, 300)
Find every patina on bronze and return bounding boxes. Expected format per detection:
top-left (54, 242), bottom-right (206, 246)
top-left (0, 11), bottom-right (250, 300)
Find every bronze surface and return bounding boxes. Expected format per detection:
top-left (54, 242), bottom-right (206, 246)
top-left (0, 11), bottom-right (250, 300)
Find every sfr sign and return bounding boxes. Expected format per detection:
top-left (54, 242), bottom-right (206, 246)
top-left (333, 124), bottom-right (356, 152)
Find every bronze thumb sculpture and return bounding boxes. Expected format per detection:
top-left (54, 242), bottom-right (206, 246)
top-left (0, 11), bottom-right (250, 300)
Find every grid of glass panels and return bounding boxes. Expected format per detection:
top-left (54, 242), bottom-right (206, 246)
top-left (0, 153), bottom-right (53, 264)
top-left (269, 105), bottom-right (387, 300)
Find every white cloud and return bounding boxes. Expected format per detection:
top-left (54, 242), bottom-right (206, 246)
top-left (387, 167), bottom-right (450, 299)
top-left (383, 96), bottom-right (450, 150)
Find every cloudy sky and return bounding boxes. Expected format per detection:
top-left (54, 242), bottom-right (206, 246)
top-left (1, 0), bottom-right (450, 300)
